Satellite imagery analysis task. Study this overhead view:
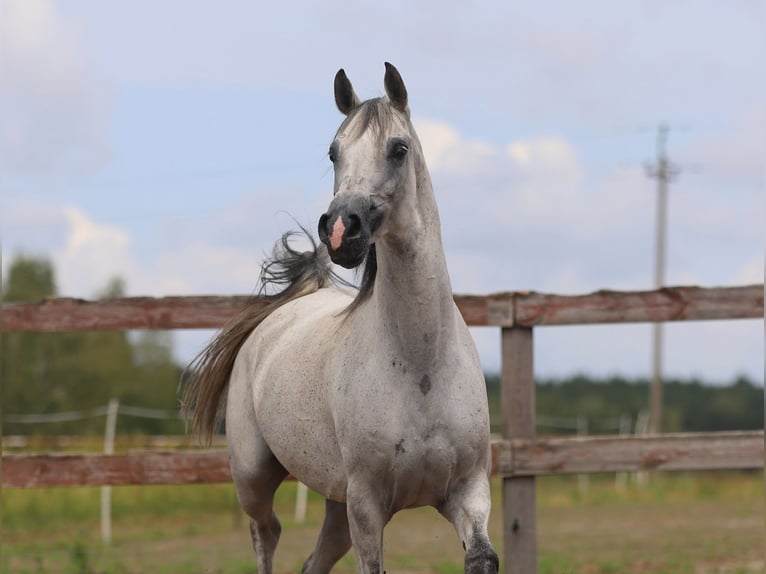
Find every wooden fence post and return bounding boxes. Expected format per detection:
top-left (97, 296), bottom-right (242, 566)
top-left (101, 398), bottom-right (119, 544)
top-left (501, 326), bottom-right (537, 574)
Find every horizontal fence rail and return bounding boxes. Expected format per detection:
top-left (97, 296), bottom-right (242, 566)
top-left (3, 431), bottom-right (762, 488)
top-left (490, 431), bottom-right (764, 476)
top-left (2, 284), bottom-right (762, 331)
top-left (3, 450), bottom-right (231, 488)
top-left (3, 435), bottom-right (226, 450)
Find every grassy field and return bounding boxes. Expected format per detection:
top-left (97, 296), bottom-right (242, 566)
top-left (2, 471), bottom-right (762, 574)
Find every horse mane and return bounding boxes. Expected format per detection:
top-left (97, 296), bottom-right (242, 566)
top-left (181, 228), bottom-right (358, 444)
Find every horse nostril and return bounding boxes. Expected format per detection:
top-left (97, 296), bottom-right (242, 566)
top-left (346, 214), bottom-right (362, 239)
top-left (318, 214), bottom-right (330, 242)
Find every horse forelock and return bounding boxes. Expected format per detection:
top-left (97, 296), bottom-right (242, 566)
top-left (335, 98), bottom-right (409, 144)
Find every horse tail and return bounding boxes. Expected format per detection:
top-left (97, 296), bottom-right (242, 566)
top-left (181, 229), bottom-right (338, 444)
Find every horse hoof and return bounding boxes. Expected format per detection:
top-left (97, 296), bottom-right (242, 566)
top-left (465, 545), bottom-right (499, 574)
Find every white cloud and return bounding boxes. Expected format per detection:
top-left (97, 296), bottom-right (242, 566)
top-left (149, 245), bottom-right (261, 296)
top-left (506, 137), bottom-right (581, 176)
top-left (0, 0), bottom-right (111, 174)
top-left (414, 119), bottom-right (461, 170)
top-left (64, 207), bottom-right (128, 253)
top-left (2, 193), bottom-right (296, 299)
top-left (53, 207), bottom-right (136, 296)
top-left (0, 199), bottom-right (132, 297)
top-left (736, 258), bottom-right (764, 285)
top-left (53, 206), bottom-right (269, 298)
top-left (417, 117), bottom-right (762, 299)
top-left (416, 119), bottom-right (654, 294)
top-left (415, 118), bottom-right (497, 175)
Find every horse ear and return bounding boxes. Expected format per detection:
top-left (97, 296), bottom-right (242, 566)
top-left (384, 62), bottom-right (408, 114)
top-left (334, 69), bottom-right (361, 116)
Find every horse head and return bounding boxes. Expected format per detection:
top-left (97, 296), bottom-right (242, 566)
top-left (318, 63), bottom-right (422, 269)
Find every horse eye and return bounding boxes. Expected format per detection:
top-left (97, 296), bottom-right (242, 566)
top-left (388, 141), bottom-right (409, 161)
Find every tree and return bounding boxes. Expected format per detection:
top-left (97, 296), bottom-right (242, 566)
top-left (2, 255), bottom-right (185, 435)
top-left (2, 256), bottom-right (56, 302)
top-left (2, 256), bottom-right (62, 425)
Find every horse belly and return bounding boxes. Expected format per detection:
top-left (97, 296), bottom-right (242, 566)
top-left (264, 413), bottom-right (347, 500)
top-left (254, 377), bottom-right (346, 498)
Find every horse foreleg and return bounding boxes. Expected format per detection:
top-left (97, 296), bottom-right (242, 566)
top-left (346, 483), bottom-right (389, 574)
top-left (440, 475), bottom-right (499, 574)
top-left (301, 498), bottom-right (352, 574)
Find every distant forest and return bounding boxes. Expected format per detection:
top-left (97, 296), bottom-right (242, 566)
top-left (486, 374), bottom-right (764, 434)
top-left (3, 254), bottom-right (763, 436)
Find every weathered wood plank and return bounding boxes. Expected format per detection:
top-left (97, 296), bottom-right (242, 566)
top-left (3, 432), bottom-right (761, 488)
top-left (513, 285), bottom-right (764, 327)
top-left (493, 431), bottom-right (764, 476)
top-left (2, 450), bottom-right (232, 488)
top-left (2, 285), bottom-right (761, 331)
top-left (501, 327), bottom-right (537, 574)
top-left (1, 295), bottom-right (257, 332)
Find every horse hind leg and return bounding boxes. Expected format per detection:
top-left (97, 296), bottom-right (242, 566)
top-left (440, 475), bottom-right (499, 574)
top-left (226, 351), bottom-right (290, 573)
top-left (301, 498), bottom-right (352, 574)
top-left (227, 381), bottom-right (288, 574)
top-left (231, 449), bottom-right (288, 574)
top-left (230, 446), bottom-right (288, 574)
top-left (248, 513), bottom-right (280, 572)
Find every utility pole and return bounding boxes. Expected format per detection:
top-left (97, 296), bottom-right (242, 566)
top-left (644, 123), bottom-right (679, 434)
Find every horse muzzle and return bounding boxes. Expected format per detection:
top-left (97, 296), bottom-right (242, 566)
top-left (318, 194), bottom-right (381, 269)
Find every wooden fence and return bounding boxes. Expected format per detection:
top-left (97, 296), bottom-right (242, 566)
top-left (2, 284), bottom-right (764, 574)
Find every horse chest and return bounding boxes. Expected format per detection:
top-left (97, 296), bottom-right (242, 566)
top-left (371, 418), bottom-right (478, 510)
top-left (337, 364), bottom-right (487, 442)
top-left (334, 373), bottom-right (487, 508)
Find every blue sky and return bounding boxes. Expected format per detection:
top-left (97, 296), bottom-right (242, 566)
top-left (1, 0), bottom-right (763, 382)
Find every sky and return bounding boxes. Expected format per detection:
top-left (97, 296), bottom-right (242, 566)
top-left (1, 0), bottom-right (763, 384)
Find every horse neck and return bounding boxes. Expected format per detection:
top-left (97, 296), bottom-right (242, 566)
top-left (368, 167), bottom-right (457, 367)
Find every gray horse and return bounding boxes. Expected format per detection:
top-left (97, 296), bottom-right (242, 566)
top-left (183, 63), bottom-right (499, 574)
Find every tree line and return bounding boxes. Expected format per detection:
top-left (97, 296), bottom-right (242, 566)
top-left (485, 374), bottom-right (763, 434)
top-left (2, 254), bottom-right (762, 437)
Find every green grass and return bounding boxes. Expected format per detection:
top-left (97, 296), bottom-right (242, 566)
top-left (2, 471), bottom-right (763, 573)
